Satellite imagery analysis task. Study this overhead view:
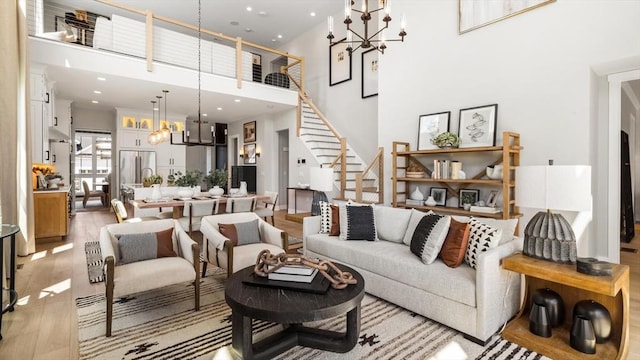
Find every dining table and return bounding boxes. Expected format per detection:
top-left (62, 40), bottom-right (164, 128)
top-left (131, 193), bottom-right (270, 219)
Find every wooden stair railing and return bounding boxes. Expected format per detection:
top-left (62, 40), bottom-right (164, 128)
top-left (355, 147), bottom-right (384, 203)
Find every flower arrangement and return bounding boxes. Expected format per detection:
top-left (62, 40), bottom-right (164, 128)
top-left (174, 170), bottom-right (204, 187)
top-left (432, 132), bottom-right (461, 148)
top-left (143, 174), bottom-right (163, 187)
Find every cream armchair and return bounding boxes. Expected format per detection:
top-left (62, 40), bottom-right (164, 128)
top-left (200, 212), bottom-right (288, 277)
top-left (99, 219), bottom-right (200, 337)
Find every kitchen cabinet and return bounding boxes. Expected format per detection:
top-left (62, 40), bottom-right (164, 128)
top-left (391, 131), bottom-right (521, 220)
top-left (34, 187), bottom-right (70, 240)
top-left (51, 141), bottom-right (71, 183)
top-left (51, 98), bottom-right (72, 138)
top-left (118, 129), bottom-right (154, 150)
top-left (31, 100), bottom-right (50, 164)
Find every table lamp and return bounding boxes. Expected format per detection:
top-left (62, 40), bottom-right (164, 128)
top-left (516, 163), bottom-right (591, 264)
top-left (310, 167), bottom-right (334, 216)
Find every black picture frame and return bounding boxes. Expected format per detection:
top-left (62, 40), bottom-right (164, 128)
top-left (361, 49), bottom-right (378, 98)
top-left (417, 111), bottom-right (450, 150)
top-left (329, 39), bottom-right (352, 86)
top-left (458, 104), bottom-right (498, 148)
top-left (430, 187), bottom-right (448, 206)
top-left (459, 189), bottom-right (480, 208)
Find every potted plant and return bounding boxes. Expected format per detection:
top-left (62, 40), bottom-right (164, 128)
top-left (432, 132), bottom-right (461, 148)
top-left (204, 168), bottom-right (228, 196)
top-left (167, 173), bottom-right (176, 186)
top-left (174, 169), bottom-right (203, 187)
top-left (143, 174), bottom-right (163, 187)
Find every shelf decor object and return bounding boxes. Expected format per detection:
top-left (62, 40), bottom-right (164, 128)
top-left (570, 315), bottom-right (597, 354)
top-left (516, 162), bottom-right (591, 264)
top-left (573, 300), bottom-right (612, 344)
top-left (529, 303), bottom-right (552, 337)
top-left (310, 167), bottom-right (334, 216)
top-left (327, 0), bottom-right (407, 54)
top-left (458, 104), bottom-right (497, 148)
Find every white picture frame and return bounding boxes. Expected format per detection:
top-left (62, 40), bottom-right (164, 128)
top-left (486, 190), bottom-right (499, 207)
top-left (418, 111), bottom-right (450, 150)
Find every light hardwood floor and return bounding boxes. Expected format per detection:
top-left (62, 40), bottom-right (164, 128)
top-left (0, 210), bottom-right (637, 359)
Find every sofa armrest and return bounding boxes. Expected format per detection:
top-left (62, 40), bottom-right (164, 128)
top-left (302, 216), bottom-right (321, 251)
top-left (474, 237), bottom-right (524, 341)
top-left (173, 220), bottom-right (198, 266)
top-left (99, 227), bottom-right (118, 265)
top-left (202, 224), bottom-right (230, 251)
top-left (259, 220), bottom-right (286, 249)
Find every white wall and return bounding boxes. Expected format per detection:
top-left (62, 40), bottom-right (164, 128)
top-left (376, 1), bottom-right (640, 258)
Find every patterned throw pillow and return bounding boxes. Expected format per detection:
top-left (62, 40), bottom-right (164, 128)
top-left (464, 218), bottom-right (502, 269)
top-left (319, 201), bottom-right (332, 234)
top-left (117, 228), bottom-right (176, 264)
top-left (219, 219), bottom-right (261, 246)
top-left (340, 204), bottom-right (377, 241)
top-left (409, 213), bottom-right (451, 264)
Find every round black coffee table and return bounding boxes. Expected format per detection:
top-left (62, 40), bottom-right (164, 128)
top-left (225, 263), bottom-right (365, 360)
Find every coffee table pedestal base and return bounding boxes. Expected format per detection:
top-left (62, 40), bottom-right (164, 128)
top-left (232, 306), bottom-right (361, 360)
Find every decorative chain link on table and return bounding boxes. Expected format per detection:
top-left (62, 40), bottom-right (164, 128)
top-left (254, 249), bottom-right (357, 289)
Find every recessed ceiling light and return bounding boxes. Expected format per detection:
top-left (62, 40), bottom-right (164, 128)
top-left (97, 77), bottom-right (106, 81)
top-left (93, 90), bottom-right (102, 94)
top-left (258, 11), bottom-right (267, 16)
top-left (277, 34), bottom-right (282, 39)
top-left (217, 107), bottom-right (223, 111)
top-left (234, 99), bottom-right (241, 103)
top-left (230, 21), bottom-right (239, 26)
top-left (310, 12), bottom-right (316, 17)
top-left (246, 6), bottom-right (252, 11)
top-left (245, 28), bottom-right (253, 32)
top-left (203, 113), bottom-right (208, 117)
top-left (91, 100), bottom-right (99, 104)
top-left (154, 107), bottom-right (159, 111)
top-left (271, 39), bottom-right (276, 42)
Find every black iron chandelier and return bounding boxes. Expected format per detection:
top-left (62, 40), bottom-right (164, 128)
top-left (327, 0), bottom-right (406, 54)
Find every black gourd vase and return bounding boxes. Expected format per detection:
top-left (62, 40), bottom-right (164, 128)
top-left (573, 300), bottom-right (612, 343)
top-left (532, 288), bottom-right (564, 327)
top-left (570, 315), bottom-right (597, 354)
top-left (529, 303), bottom-right (551, 337)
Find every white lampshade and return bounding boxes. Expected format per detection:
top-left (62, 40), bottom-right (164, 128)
top-left (310, 167), bottom-right (334, 192)
top-left (516, 165), bottom-right (591, 212)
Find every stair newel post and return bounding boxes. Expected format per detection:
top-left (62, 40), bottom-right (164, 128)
top-left (340, 137), bottom-right (347, 200)
top-left (355, 173), bottom-right (363, 203)
top-left (378, 147), bottom-right (384, 204)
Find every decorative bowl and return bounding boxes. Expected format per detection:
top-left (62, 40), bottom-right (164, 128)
top-left (406, 172), bottom-right (425, 178)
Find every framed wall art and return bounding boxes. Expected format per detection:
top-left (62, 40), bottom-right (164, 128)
top-left (243, 143), bottom-right (256, 164)
top-left (458, 104), bottom-right (497, 148)
top-left (418, 111), bottom-right (450, 150)
top-left (459, 189), bottom-right (480, 208)
top-left (459, 0), bottom-right (556, 34)
top-left (243, 121), bottom-right (256, 143)
top-left (486, 190), bottom-right (500, 207)
top-left (330, 39), bottom-right (352, 86)
top-left (430, 187), bottom-right (448, 206)
top-left (361, 49), bottom-right (378, 98)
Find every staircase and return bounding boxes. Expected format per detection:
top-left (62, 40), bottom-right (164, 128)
top-left (298, 96), bottom-right (382, 203)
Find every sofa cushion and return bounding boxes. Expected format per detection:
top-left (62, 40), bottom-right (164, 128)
top-left (374, 206), bottom-right (411, 243)
top-left (319, 201), bottom-right (332, 233)
top-left (465, 218), bottom-right (502, 269)
top-left (330, 204), bottom-right (340, 236)
top-left (410, 213), bottom-right (451, 264)
top-left (117, 228), bottom-right (177, 264)
top-left (306, 233), bottom-right (477, 307)
top-left (439, 219), bottom-right (471, 268)
top-left (219, 219), bottom-right (261, 246)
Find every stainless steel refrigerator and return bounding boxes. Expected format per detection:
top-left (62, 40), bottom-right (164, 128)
top-left (119, 150), bottom-right (156, 185)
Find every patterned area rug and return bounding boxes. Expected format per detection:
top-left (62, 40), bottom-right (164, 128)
top-left (84, 241), bottom-right (104, 283)
top-left (76, 268), bottom-right (548, 360)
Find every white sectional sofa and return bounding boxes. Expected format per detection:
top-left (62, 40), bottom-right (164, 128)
top-left (303, 205), bottom-right (523, 344)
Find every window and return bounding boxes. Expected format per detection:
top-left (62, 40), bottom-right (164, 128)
top-left (74, 131), bottom-right (112, 194)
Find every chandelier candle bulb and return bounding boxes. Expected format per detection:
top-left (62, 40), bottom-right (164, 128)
top-left (328, 16), bottom-right (333, 34)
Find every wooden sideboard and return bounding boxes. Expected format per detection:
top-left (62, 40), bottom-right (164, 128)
top-left (502, 254), bottom-right (629, 360)
top-left (34, 187), bottom-right (70, 240)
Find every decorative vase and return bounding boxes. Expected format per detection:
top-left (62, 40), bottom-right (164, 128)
top-left (570, 315), bottom-right (597, 354)
top-left (239, 181), bottom-right (248, 195)
top-left (425, 196), bottom-right (437, 207)
top-left (209, 186), bottom-right (224, 197)
top-left (529, 303), bottom-right (552, 337)
top-left (177, 187), bottom-right (193, 199)
top-left (411, 187), bottom-right (424, 201)
top-left (486, 164), bottom-right (503, 179)
top-left (532, 288), bottom-right (564, 328)
top-left (573, 300), bottom-right (612, 343)
top-left (150, 184), bottom-right (162, 200)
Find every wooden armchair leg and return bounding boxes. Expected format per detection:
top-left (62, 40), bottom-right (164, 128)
top-left (192, 243), bottom-right (200, 311)
top-left (105, 257), bottom-right (115, 337)
top-left (201, 262), bottom-right (208, 278)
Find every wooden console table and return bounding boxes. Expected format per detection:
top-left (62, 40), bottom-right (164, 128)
top-left (502, 254), bottom-right (629, 360)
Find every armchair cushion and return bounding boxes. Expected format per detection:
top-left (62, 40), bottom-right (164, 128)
top-left (219, 219), bottom-right (261, 246)
top-left (116, 228), bottom-right (177, 264)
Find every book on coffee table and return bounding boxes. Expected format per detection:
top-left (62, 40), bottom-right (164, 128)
top-left (268, 264), bottom-right (315, 276)
top-left (268, 268), bottom-right (318, 283)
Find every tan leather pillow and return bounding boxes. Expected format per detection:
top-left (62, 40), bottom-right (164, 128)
top-left (219, 223), bottom-right (239, 246)
top-left (219, 219), bottom-right (261, 247)
top-left (439, 219), bottom-right (470, 268)
top-left (156, 228), bottom-right (178, 258)
top-left (330, 204), bottom-right (340, 236)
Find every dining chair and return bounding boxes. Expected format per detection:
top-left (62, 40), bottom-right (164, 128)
top-left (226, 197), bottom-right (256, 213)
top-left (110, 199), bottom-right (158, 223)
top-left (254, 191), bottom-right (278, 225)
top-left (82, 180), bottom-right (107, 208)
top-left (178, 199), bottom-right (220, 237)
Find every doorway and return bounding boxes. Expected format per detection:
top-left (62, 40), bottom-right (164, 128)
top-left (277, 129), bottom-right (289, 211)
top-left (74, 130), bottom-right (112, 209)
